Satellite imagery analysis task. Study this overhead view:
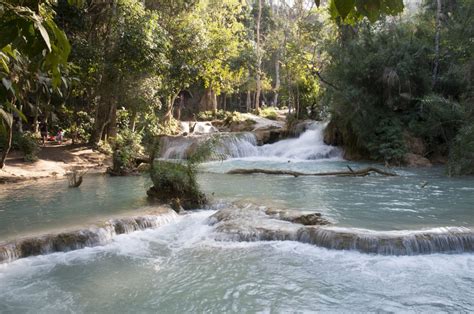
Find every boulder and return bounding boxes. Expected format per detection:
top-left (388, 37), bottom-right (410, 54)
top-left (404, 133), bottom-right (425, 156)
top-left (136, 162), bottom-right (150, 172)
top-left (254, 129), bottom-right (285, 145)
top-left (264, 208), bottom-right (330, 226)
top-left (288, 120), bottom-right (315, 137)
top-left (404, 153), bottom-right (432, 167)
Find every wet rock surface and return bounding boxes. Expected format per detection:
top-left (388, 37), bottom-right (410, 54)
top-left (209, 204), bottom-right (474, 255)
top-left (0, 208), bottom-right (178, 264)
top-left (208, 204), bottom-right (331, 242)
top-left (404, 153), bottom-right (432, 167)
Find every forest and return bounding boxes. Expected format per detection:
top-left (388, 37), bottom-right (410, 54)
top-left (1, 1), bottom-right (474, 312)
top-left (1, 0), bottom-right (472, 175)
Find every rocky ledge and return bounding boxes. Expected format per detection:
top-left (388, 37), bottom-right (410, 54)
top-left (0, 207), bottom-right (178, 264)
top-left (208, 204), bottom-right (474, 255)
top-left (208, 204), bottom-right (331, 242)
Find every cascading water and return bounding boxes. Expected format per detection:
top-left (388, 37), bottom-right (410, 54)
top-left (259, 122), bottom-right (341, 160)
top-left (298, 226), bottom-right (474, 255)
top-left (180, 121), bottom-right (219, 134)
top-left (0, 211), bottom-right (178, 264)
top-left (160, 121), bottom-right (341, 160)
top-left (208, 205), bottom-right (474, 256)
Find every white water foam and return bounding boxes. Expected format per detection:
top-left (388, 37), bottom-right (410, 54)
top-left (259, 122), bottom-right (342, 160)
top-left (161, 122), bottom-right (342, 161)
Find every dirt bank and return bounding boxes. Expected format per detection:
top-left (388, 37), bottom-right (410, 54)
top-left (0, 142), bottom-right (111, 184)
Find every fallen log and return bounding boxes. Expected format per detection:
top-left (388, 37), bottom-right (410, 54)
top-left (227, 167), bottom-right (397, 177)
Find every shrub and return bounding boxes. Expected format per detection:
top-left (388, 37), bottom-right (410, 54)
top-left (448, 124), bottom-right (474, 176)
top-left (0, 131), bottom-right (40, 162)
top-left (366, 119), bottom-right (407, 165)
top-left (197, 110), bottom-right (244, 122)
top-left (147, 138), bottom-right (217, 210)
top-left (67, 111), bottom-right (94, 143)
top-left (17, 132), bottom-right (40, 162)
top-left (147, 161), bottom-right (207, 210)
top-left (108, 130), bottom-right (143, 176)
top-left (256, 106), bottom-right (278, 120)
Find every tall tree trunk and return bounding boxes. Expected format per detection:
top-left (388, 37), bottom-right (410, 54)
top-left (130, 110), bottom-right (137, 132)
top-left (90, 98), bottom-right (115, 146)
top-left (246, 90), bottom-right (251, 112)
top-left (0, 122), bottom-right (13, 169)
top-left (107, 98), bottom-right (117, 139)
top-left (199, 87), bottom-right (214, 112)
top-left (273, 53), bottom-right (280, 107)
top-left (222, 93), bottom-right (227, 111)
top-left (296, 84), bottom-right (300, 119)
top-left (211, 89), bottom-right (218, 114)
top-left (17, 104), bottom-right (23, 133)
top-left (255, 0), bottom-right (263, 111)
top-left (432, 0), bottom-right (442, 88)
top-left (164, 93), bottom-right (179, 125)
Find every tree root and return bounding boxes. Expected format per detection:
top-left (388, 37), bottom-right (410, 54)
top-left (227, 167), bottom-right (397, 177)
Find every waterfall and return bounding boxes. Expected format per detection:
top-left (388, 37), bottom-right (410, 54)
top-left (180, 121), bottom-right (219, 134)
top-left (259, 122), bottom-right (341, 160)
top-left (160, 121), bottom-right (341, 160)
top-left (0, 211), bottom-right (178, 264)
top-left (209, 205), bottom-right (474, 256)
top-left (297, 226), bottom-right (474, 255)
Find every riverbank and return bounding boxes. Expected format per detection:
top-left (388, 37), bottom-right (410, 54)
top-left (0, 142), bottom-right (111, 184)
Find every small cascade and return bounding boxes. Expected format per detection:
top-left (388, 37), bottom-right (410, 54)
top-left (160, 121), bottom-right (341, 160)
top-left (180, 121), bottom-right (218, 134)
top-left (160, 136), bottom-right (206, 159)
top-left (159, 133), bottom-right (258, 159)
top-left (297, 226), bottom-right (474, 255)
top-left (259, 122), bottom-right (342, 160)
top-left (0, 211), bottom-right (178, 264)
top-left (215, 133), bottom-right (259, 158)
top-left (209, 205), bottom-right (474, 255)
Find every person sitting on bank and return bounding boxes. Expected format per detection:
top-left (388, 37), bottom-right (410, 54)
top-left (56, 128), bottom-right (64, 144)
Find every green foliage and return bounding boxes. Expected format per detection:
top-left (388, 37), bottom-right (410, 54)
top-left (197, 110), bottom-right (244, 122)
top-left (328, 0), bottom-right (404, 23)
top-left (411, 95), bottom-right (466, 155)
top-left (256, 106), bottom-right (278, 120)
top-left (69, 111), bottom-right (93, 143)
top-left (147, 136), bottom-right (220, 209)
top-left (148, 160), bottom-right (207, 210)
top-left (16, 132), bottom-right (40, 162)
top-left (366, 118), bottom-right (406, 164)
top-left (0, 131), bottom-right (40, 162)
top-left (448, 124), bottom-right (474, 176)
top-left (109, 130), bottom-right (143, 176)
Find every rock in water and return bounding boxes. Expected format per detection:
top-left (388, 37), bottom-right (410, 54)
top-left (208, 204), bottom-right (330, 242)
top-left (264, 208), bottom-right (331, 226)
top-left (404, 153), bottom-right (432, 167)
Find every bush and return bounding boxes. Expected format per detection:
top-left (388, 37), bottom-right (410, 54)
top-left (67, 111), bottom-right (94, 143)
top-left (147, 161), bottom-right (207, 210)
top-left (147, 138), bottom-right (216, 210)
top-left (197, 110), bottom-right (244, 122)
top-left (366, 119), bottom-right (407, 165)
top-left (108, 130), bottom-right (143, 176)
top-left (256, 106), bottom-right (278, 120)
top-left (448, 124), bottom-right (474, 176)
top-left (17, 132), bottom-right (40, 162)
top-left (0, 131), bottom-right (40, 162)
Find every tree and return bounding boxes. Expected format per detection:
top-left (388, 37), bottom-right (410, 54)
top-left (0, 0), bottom-right (71, 168)
top-left (325, 0), bottom-right (404, 22)
top-left (254, 0), bottom-right (263, 110)
top-left (198, 0), bottom-right (248, 113)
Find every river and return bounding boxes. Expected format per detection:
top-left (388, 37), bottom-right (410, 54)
top-left (0, 123), bottom-right (473, 312)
